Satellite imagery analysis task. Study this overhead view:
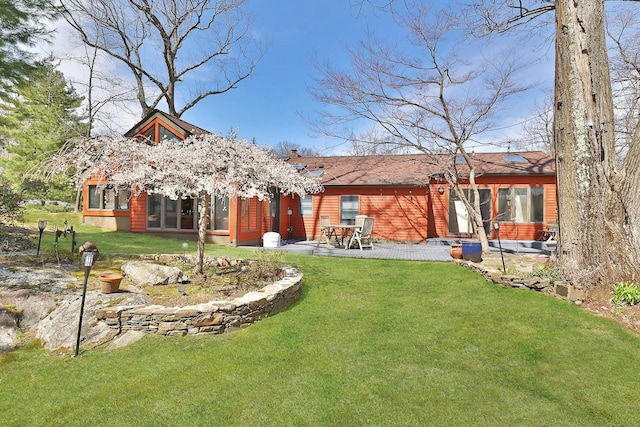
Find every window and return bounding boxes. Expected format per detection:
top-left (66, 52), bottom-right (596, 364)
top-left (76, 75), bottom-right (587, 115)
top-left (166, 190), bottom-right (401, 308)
top-left (305, 170), bottom-right (323, 178)
top-left (497, 187), bottom-right (544, 223)
top-left (147, 194), bottom-right (162, 228)
top-left (340, 195), bottom-right (359, 224)
top-left (504, 154), bottom-right (528, 164)
top-left (87, 185), bottom-right (130, 210)
top-left (213, 196), bottom-right (229, 230)
top-left (159, 124), bottom-right (181, 143)
top-left (165, 198), bottom-right (178, 229)
top-left (117, 189), bottom-right (130, 210)
top-left (300, 195), bottom-right (313, 217)
top-left (146, 195), bottom-right (229, 231)
top-left (88, 186), bottom-right (101, 209)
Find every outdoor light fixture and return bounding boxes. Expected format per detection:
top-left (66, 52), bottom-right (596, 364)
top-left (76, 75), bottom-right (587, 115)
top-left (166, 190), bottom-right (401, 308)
top-left (76, 248), bottom-right (98, 357)
top-left (287, 208), bottom-right (293, 216)
top-left (493, 221), bottom-right (506, 273)
top-left (36, 220), bottom-right (47, 257)
top-left (438, 186), bottom-right (444, 194)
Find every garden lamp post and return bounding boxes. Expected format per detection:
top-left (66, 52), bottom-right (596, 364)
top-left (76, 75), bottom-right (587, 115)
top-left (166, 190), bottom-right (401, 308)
top-left (75, 249), bottom-right (97, 357)
top-left (493, 221), bottom-right (506, 273)
top-left (36, 220), bottom-right (47, 258)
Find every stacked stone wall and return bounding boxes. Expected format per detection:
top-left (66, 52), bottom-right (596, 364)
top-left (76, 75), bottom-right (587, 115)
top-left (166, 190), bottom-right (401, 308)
top-left (95, 266), bottom-right (302, 336)
top-left (454, 259), bottom-right (586, 304)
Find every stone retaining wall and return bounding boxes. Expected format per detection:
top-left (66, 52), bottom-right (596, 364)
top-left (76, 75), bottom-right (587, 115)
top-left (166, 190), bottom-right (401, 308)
top-left (95, 266), bottom-right (302, 336)
top-left (454, 259), bottom-right (586, 304)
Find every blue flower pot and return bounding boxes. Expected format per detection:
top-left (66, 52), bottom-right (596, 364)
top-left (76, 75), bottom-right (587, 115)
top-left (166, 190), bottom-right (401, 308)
top-left (462, 242), bottom-right (482, 263)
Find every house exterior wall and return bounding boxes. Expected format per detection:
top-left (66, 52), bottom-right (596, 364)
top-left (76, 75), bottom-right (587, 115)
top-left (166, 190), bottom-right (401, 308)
top-left (284, 175), bottom-right (557, 243)
top-left (286, 186), bottom-right (431, 243)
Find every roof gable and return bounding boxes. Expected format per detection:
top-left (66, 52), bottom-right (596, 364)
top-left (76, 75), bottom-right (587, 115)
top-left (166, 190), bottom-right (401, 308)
top-left (124, 110), bottom-right (210, 139)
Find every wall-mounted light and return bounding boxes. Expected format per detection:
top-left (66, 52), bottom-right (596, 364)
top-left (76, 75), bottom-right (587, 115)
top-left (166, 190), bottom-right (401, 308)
top-left (287, 208), bottom-right (293, 216)
top-left (438, 186), bottom-right (444, 195)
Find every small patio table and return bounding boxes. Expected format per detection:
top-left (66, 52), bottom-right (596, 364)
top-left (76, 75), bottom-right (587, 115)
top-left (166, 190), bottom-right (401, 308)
top-left (326, 224), bottom-right (360, 248)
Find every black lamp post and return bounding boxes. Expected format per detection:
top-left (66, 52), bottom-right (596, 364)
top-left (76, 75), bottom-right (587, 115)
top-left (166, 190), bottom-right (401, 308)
top-left (75, 249), bottom-right (97, 357)
top-left (493, 221), bottom-right (506, 273)
top-left (36, 220), bottom-right (47, 257)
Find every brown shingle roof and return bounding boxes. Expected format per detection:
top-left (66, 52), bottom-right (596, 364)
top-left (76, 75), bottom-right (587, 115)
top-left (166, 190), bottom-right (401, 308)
top-left (289, 151), bottom-right (555, 186)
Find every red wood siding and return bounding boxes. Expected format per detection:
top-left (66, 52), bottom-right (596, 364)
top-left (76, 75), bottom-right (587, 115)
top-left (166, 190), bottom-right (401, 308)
top-left (287, 175), bottom-right (557, 243)
top-left (129, 192), bottom-right (147, 232)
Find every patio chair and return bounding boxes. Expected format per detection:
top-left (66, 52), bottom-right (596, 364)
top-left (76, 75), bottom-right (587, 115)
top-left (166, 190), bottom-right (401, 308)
top-left (318, 215), bottom-right (338, 247)
top-left (349, 217), bottom-right (374, 250)
top-left (354, 215), bottom-right (367, 229)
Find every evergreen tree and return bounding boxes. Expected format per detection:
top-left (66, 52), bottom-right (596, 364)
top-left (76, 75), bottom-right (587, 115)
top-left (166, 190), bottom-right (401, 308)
top-left (0, 0), bottom-right (53, 97)
top-left (0, 58), bottom-right (87, 201)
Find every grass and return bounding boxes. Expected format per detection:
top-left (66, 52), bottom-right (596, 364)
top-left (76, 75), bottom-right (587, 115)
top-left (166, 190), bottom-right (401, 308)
top-left (3, 212), bottom-right (640, 425)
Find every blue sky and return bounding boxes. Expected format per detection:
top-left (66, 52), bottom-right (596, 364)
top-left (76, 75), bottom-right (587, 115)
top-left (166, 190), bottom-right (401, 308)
top-left (181, 1), bottom-right (396, 154)
top-left (49, 1), bottom-right (554, 154)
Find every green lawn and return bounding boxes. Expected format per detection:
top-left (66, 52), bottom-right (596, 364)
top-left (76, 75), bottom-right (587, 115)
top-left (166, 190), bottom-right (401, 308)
top-left (3, 212), bottom-right (640, 426)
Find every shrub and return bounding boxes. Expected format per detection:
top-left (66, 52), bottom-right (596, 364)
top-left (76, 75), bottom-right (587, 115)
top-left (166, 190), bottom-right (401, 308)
top-left (527, 265), bottom-right (563, 281)
top-left (0, 178), bottom-right (23, 224)
top-left (611, 281), bottom-right (640, 305)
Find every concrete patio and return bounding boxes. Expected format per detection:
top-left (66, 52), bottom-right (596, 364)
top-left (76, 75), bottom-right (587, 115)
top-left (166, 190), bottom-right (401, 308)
top-left (250, 238), bottom-right (556, 262)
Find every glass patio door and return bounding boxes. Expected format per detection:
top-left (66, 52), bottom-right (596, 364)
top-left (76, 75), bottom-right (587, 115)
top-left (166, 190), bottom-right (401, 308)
top-left (448, 189), bottom-right (492, 236)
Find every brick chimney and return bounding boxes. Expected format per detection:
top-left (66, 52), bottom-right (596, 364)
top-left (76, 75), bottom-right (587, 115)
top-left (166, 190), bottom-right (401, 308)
top-left (289, 148), bottom-right (301, 159)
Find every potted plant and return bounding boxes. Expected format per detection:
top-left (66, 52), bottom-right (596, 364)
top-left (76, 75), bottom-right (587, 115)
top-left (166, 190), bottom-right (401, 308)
top-left (99, 273), bottom-right (123, 294)
top-left (461, 240), bottom-right (482, 263)
top-left (450, 243), bottom-right (463, 259)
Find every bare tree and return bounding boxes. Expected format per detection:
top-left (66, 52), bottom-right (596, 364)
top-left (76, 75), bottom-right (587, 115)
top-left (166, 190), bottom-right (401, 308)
top-left (57, 0), bottom-right (264, 118)
top-left (606, 5), bottom-right (640, 161)
top-left (466, 0), bottom-right (640, 288)
top-left (68, 43), bottom-right (139, 137)
top-left (313, 1), bottom-right (529, 252)
top-left (518, 92), bottom-right (555, 155)
top-left (271, 141), bottom-right (322, 160)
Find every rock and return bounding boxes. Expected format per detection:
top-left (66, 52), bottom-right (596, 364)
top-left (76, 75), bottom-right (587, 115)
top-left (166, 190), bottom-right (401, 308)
top-left (0, 263), bottom-right (156, 352)
top-left (107, 330), bottom-right (146, 350)
top-left (121, 261), bottom-right (186, 286)
top-left (34, 291), bottom-right (153, 351)
top-left (0, 308), bottom-right (19, 352)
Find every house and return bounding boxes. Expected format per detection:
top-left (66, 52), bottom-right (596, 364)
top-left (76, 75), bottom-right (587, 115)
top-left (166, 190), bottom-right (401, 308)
top-left (281, 149), bottom-right (556, 242)
top-left (82, 110), bottom-right (556, 245)
top-left (82, 110), bottom-right (278, 246)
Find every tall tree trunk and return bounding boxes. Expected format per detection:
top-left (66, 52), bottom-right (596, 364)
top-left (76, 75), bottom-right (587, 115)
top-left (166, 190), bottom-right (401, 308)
top-left (469, 169), bottom-right (490, 253)
top-left (554, 0), bottom-right (640, 287)
top-left (195, 194), bottom-right (210, 275)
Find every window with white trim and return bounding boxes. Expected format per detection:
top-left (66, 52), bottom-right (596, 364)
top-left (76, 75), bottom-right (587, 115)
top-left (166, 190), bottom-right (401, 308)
top-left (340, 195), bottom-right (359, 224)
top-left (497, 187), bottom-right (544, 223)
top-left (300, 195), bottom-right (313, 217)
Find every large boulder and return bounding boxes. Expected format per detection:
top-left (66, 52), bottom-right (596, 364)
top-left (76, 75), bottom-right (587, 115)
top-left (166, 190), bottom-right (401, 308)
top-left (0, 266), bottom-right (80, 352)
top-left (0, 264), bottom-right (154, 352)
top-left (34, 291), bottom-right (152, 351)
top-left (121, 261), bottom-right (187, 286)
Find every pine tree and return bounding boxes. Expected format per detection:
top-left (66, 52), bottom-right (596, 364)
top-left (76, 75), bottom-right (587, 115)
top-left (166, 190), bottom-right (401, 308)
top-left (0, 0), bottom-right (53, 97)
top-left (0, 58), bottom-right (87, 201)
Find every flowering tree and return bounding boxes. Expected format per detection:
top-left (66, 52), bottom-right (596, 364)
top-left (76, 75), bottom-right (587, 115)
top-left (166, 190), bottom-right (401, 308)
top-left (49, 134), bottom-right (323, 273)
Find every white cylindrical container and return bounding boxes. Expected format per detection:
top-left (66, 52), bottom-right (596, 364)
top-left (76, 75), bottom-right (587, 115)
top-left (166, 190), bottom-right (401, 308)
top-left (262, 232), bottom-right (281, 248)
